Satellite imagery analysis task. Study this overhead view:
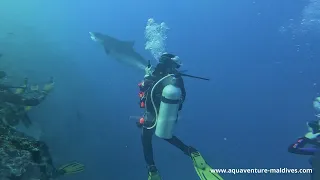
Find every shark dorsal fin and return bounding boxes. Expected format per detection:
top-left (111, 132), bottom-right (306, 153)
top-left (123, 41), bottom-right (135, 48)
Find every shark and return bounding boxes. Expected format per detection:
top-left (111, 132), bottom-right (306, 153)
top-left (89, 32), bottom-right (148, 70)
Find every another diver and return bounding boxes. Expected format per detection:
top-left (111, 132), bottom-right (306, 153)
top-left (136, 53), bottom-right (222, 180)
top-left (0, 71), bottom-right (53, 107)
top-left (288, 97), bottom-right (320, 180)
top-left (288, 120), bottom-right (320, 180)
top-left (0, 73), bottom-right (55, 128)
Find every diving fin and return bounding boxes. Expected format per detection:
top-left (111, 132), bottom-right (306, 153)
top-left (191, 152), bottom-right (224, 180)
top-left (57, 162), bottom-right (85, 175)
top-left (30, 85), bottom-right (39, 91)
top-left (147, 165), bottom-right (162, 180)
top-left (15, 88), bottom-right (24, 95)
top-left (43, 77), bottom-right (55, 92)
top-left (24, 106), bottom-right (32, 111)
top-left (148, 171), bottom-right (162, 180)
top-left (15, 78), bottom-right (28, 94)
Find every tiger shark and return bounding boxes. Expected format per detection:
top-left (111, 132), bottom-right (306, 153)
top-left (89, 32), bottom-right (148, 70)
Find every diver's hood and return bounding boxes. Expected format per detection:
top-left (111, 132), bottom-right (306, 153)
top-left (159, 53), bottom-right (182, 68)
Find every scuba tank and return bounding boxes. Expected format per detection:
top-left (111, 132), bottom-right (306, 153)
top-left (154, 76), bottom-right (181, 139)
top-left (145, 57), bottom-right (209, 138)
top-left (147, 74), bottom-right (181, 139)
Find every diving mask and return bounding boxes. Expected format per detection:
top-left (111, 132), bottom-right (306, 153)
top-left (159, 53), bottom-right (182, 69)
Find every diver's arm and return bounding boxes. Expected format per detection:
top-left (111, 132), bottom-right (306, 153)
top-left (176, 76), bottom-right (186, 101)
top-left (179, 78), bottom-right (186, 102)
top-left (288, 137), bottom-right (319, 155)
top-left (177, 77), bottom-right (186, 111)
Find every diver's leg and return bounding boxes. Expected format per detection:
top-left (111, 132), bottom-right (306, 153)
top-left (142, 127), bottom-right (163, 180)
top-left (34, 141), bottom-right (57, 179)
top-left (164, 135), bottom-right (198, 156)
top-left (141, 112), bottom-right (162, 179)
top-left (141, 126), bottom-right (156, 169)
top-left (141, 112), bottom-right (156, 168)
top-left (165, 136), bottom-right (224, 180)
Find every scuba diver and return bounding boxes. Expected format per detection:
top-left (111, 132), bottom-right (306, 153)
top-left (136, 53), bottom-right (223, 180)
top-left (0, 71), bottom-right (54, 107)
top-left (288, 97), bottom-right (320, 180)
top-left (0, 72), bottom-right (55, 128)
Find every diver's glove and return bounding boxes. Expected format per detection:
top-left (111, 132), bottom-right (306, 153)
top-left (136, 121), bottom-right (143, 128)
top-left (42, 77), bottom-right (55, 93)
top-left (304, 132), bottom-right (320, 140)
top-left (144, 66), bottom-right (154, 78)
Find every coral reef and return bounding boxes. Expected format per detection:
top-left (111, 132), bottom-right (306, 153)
top-left (0, 124), bottom-right (41, 179)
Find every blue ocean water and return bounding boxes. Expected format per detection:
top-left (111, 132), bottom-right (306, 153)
top-left (1, 0), bottom-right (320, 180)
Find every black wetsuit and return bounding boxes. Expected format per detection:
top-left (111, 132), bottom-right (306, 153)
top-left (288, 137), bottom-right (320, 155)
top-left (0, 90), bottom-right (42, 106)
top-left (288, 136), bottom-right (320, 180)
top-left (139, 74), bottom-right (197, 172)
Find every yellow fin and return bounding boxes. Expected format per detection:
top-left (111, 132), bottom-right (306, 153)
top-left (30, 85), bottom-right (39, 91)
top-left (191, 152), bottom-right (224, 180)
top-left (43, 82), bottom-right (55, 92)
top-left (15, 86), bottom-right (26, 94)
top-left (24, 106), bottom-right (32, 111)
top-left (58, 162), bottom-right (85, 175)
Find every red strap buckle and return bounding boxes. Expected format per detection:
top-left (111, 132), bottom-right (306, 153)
top-left (140, 101), bottom-right (145, 108)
